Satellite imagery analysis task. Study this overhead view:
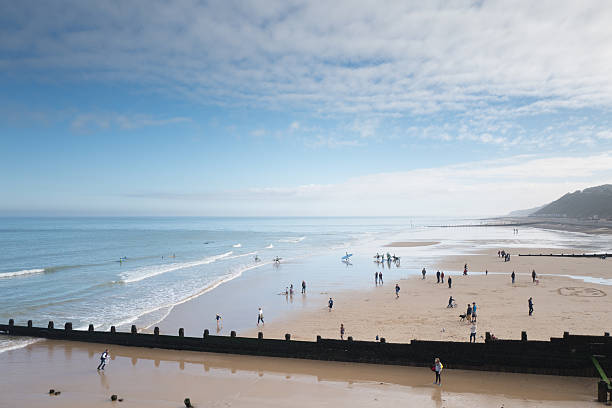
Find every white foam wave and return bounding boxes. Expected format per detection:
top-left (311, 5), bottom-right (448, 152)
top-left (266, 244), bottom-right (274, 249)
top-left (233, 243), bottom-right (242, 248)
top-left (121, 251), bottom-right (233, 284)
top-left (226, 251), bottom-right (257, 260)
top-left (0, 337), bottom-right (43, 354)
top-left (0, 268), bottom-right (45, 279)
top-left (279, 236), bottom-right (305, 243)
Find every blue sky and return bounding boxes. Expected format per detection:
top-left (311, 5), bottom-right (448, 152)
top-left (2, 1), bottom-right (612, 216)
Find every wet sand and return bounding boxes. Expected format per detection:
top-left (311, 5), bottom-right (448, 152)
top-left (384, 241), bottom-right (440, 247)
top-left (0, 340), bottom-right (598, 407)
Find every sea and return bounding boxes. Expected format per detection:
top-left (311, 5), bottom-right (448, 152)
top-left (1, 216), bottom-right (610, 352)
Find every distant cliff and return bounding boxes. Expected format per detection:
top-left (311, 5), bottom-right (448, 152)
top-left (532, 184), bottom-right (612, 219)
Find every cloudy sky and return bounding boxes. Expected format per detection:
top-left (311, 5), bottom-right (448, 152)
top-left (2, 1), bottom-right (612, 216)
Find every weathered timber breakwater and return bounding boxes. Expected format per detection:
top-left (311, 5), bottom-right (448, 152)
top-left (2, 320), bottom-right (612, 379)
top-left (518, 253), bottom-right (611, 258)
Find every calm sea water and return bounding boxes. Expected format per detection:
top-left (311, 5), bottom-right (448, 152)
top-left (1, 216), bottom-right (610, 352)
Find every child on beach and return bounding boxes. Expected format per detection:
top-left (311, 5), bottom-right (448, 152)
top-left (97, 349), bottom-right (109, 370)
top-left (328, 297), bottom-right (334, 311)
top-left (257, 307), bottom-right (264, 325)
top-left (340, 323), bottom-right (345, 340)
top-left (433, 358), bottom-right (443, 385)
top-left (395, 283), bottom-right (400, 298)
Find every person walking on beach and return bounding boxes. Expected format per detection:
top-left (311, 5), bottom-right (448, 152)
top-left (340, 323), bottom-right (345, 340)
top-left (97, 349), bottom-right (109, 370)
top-left (470, 322), bottom-right (477, 343)
top-left (448, 276), bottom-right (452, 289)
top-left (466, 303), bottom-right (472, 322)
top-left (471, 302), bottom-right (477, 322)
top-left (511, 271), bottom-right (515, 284)
top-left (302, 280), bottom-right (306, 294)
top-left (433, 357), bottom-right (443, 385)
top-left (328, 297), bottom-right (334, 311)
top-left (257, 307), bottom-right (264, 325)
top-left (436, 270), bottom-right (440, 283)
top-left (216, 314), bottom-right (222, 330)
top-left (532, 269), bottom-right (537, 283)
top-left (422, 268), bottom-right (426, 279)
top-left (528, 297), bottom-right (534, 316)
top-left (395, 283), bottom-right (400, 298)
top-left (379, 271), bottom-right (383, 284)
top-left (375, 271), bottom-right (379, 285)
top-left (441, 271), bottom-right (445, 283)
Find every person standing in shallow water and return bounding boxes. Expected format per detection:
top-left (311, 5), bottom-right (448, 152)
top-left (301, 280), bottom-right (306, 294)
top-left (422, 268), bottom-right (426, 279)
top-left (375, 271), bottom-right (379, 285)
top-left (379, 271), bottom-right (383, 284)
top-left (436, 270), bottom-right (440, 283)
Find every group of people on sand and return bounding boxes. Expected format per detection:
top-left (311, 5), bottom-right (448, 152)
top-left (498, 250), bottom-right (511, 262)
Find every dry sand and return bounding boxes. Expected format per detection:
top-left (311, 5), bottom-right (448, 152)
top-left (250, 247), bottom-right (612, 342)
top-left (0, 339), bottom-right (598, 407)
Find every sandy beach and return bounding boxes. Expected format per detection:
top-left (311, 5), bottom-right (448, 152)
top-left (248, 247), bottom-right (612, 342)
top-left (0, 339), bottom-right (599, 407)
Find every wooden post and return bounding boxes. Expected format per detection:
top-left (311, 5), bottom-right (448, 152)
top-left (47, 321), bottom-right (54, 329)
top-left (27, 320), bottom-right (32, 328)
top-left (131, 325), bottom-right (137, 334)
top-left (521, 331), bottom-right (527, 341)
top-left (380, 337), bottom-right (386, 343)
top-left (203, 329), bottom-right (209, 338)
top-left (258, 332), bottom-right (263, 339)
top-left (179, 328), bottom-right (184, 337)
top-left (8, 319), bottom-right (14, 327)
top-left (88, 324), bottom-right (94, 332)
top-left (110, 326), bottom-right (116, 333)
top-left (154, 327), bottom-right (160, 336)
top-left (65, 322), bottom-right (72, 332)
top-left (316, 335), bottom-right (322, 342)
top-left (347, 336), bottom-right (353, 342)
top-left (485, 331), bottom-right (491, 342)
top-left (285, 333), bottom-right (291, 341)
top-left (598, 380), bottom-right (608, 402)
top-left (230, 330), bottom-right (236, 337)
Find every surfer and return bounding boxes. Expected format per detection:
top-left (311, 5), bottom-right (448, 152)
top-left (254, 255), bottom-right (260, 262)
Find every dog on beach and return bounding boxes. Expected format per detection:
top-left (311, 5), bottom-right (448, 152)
top-left (459, 314), bottom-right (467, 321)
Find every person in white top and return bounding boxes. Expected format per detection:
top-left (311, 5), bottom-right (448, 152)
top-left (97, 349), bottom-right (109, 370)
top-left (470, 322), bottom-right (477, 343)
top-left (257, 307), bottom-right (264, 325)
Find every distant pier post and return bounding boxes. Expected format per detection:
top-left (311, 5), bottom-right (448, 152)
top-left (131, 325), bottom-right (137, 334)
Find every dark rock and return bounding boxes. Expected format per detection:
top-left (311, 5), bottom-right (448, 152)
top-left (111, 394), bottom-right (118, 401)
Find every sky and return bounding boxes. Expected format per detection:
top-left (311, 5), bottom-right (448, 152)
top-left (2, 0), bottom-right (612, 216)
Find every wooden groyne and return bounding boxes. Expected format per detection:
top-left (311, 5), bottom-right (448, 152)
top-left (2, 319), bottom-right (611, 378)
top-left (518, 253), bottom-right (610, 258)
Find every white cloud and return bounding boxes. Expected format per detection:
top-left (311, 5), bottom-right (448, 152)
top-left (125, 151), bottom-right (612, 216)
top-left (4, 1), bottom-right (612, 122)
top-left (70, 113), bottom-right (191, 133)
